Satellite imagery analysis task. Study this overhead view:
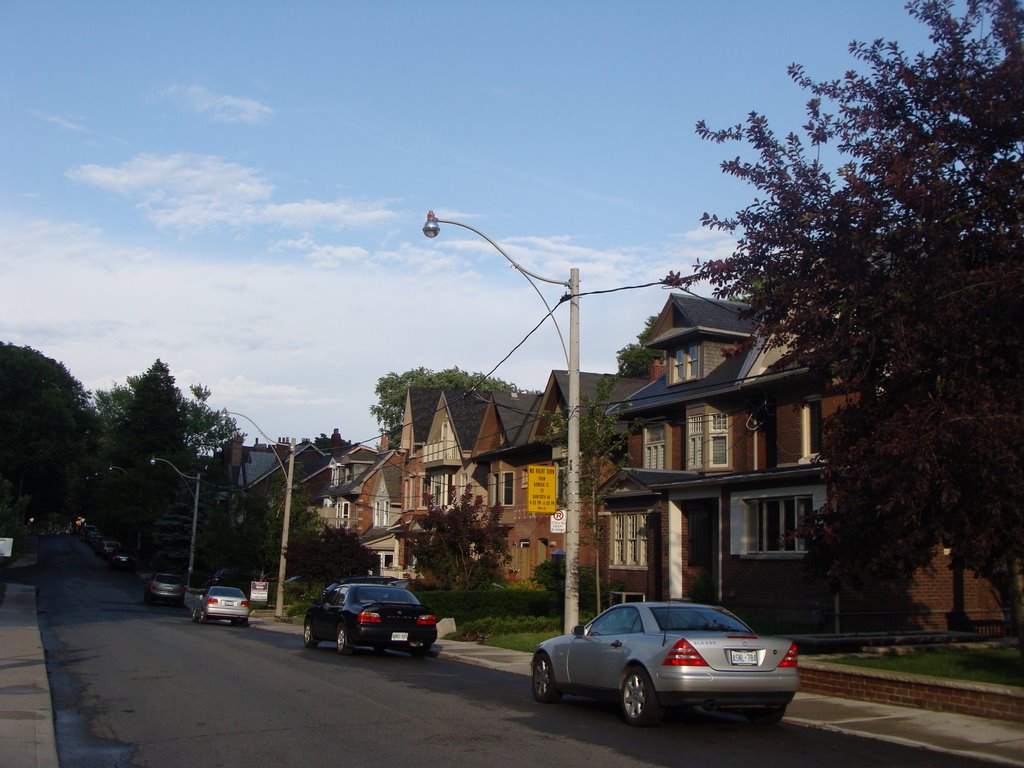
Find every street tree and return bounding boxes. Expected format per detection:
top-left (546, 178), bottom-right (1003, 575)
top-left (544, 376), bottom-right (641, 613)
top-left (371, 367), bottom-right (519, 446)
top-left (286, 526), bottom-right (377, 585)
top-left (412, 486), bottom-right (509, 590)
top-left (676, 0), bottom-right (1024, 663)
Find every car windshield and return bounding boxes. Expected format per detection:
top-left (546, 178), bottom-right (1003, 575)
top-left (649, 606), bottom-right (752, 633)
top-left (350, 586), bottom-right (418, 605)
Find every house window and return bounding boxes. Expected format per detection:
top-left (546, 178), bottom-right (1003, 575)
top-left (502, 472), bottom-right (514, 506)
top-left (687, 413), bottom-right (728, 469)
top-left (687, 416), bottom-right (704, 470)
top-left (710, 412), bottom-right (728, 467)
top-left (336, 502), bottom-right (350, 529)
top-left (643, 424), bottom-right (666, 469)
top-left (671, 343), bottom-right (700, 383)
top-left (751, 497), bottom-right (810, 553)
top-left (427, 472), bottom-right (452, 506)
top-left (803, 398), bottom-right (822, 458)
top-left (380, 552), bottom-right (395, 569)
top-left (612, 513), bottom-right (648, 566)
top-left (373, 500), bottom-right (388, 528)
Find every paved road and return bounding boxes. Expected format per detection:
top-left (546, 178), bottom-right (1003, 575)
top-left (3, 535), bottom-right (1020, 767)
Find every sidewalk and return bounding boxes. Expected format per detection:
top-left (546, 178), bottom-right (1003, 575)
top-left (2, 584), bottom-right (1023, 768)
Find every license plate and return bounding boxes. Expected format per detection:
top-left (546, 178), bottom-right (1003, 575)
top-left (223, 601), bottom-right (235, 606)
top-left (391, 632), bottom-right (409, 642)
top-left (730, 650), bottom-right (757, 666)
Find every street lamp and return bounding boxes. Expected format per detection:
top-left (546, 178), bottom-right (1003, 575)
top-left (422, 210), bottom-right (582, 632)
top-left (224, 410), bottom-right (295, 620)
top-left (149, 457), bottom-right (200, 590)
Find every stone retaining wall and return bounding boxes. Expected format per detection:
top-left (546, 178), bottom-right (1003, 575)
top-left (800, 659), bottom-right (1024, 723)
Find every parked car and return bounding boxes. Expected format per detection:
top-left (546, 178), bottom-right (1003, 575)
top-left (303, 582), bottom-right (437, 658)
top-left (319, 575), bottom-right (407, 603)
top-left (143, 573), bottom-right (186, 606)
top-left (96, 538), bottom-right (121, 558)
top-left (531, 601), bottom-right (799, 727)
top-left (108, 550), bottom-right (135, 571)
top-left (192, 586), bottom-right (251, 626)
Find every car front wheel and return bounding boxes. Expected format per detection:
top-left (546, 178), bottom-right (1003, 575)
top-left (336, 624), bottom-right (353, 655)
top-left (621, 666), bottom-right (664, 727)
top-left (531, 653), bottom-right (562, 703)
top-left (303, 620), bottom-right (319, 648)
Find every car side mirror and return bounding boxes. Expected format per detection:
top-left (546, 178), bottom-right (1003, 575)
top-left (572, 625), bottom-right (585, 637)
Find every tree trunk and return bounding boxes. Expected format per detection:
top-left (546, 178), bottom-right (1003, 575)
top-left (1008, 555), bottom-right (1024, 672)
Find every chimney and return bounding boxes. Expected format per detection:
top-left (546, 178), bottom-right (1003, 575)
top-left (331, 428), bottom-right (342, 450)
top-left (649, 357), bottom-right (666, 381)
top-left (379, 433), bottom-right (389, 451)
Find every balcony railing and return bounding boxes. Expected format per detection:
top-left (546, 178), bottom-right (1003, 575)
top-left (422, 440), bottom-right (461, 466)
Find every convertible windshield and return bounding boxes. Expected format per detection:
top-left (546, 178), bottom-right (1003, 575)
top-left (649, 606), bottom-right (752, 633)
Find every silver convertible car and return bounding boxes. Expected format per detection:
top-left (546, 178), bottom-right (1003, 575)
top-left (531, 601), bottom-right (799, 726)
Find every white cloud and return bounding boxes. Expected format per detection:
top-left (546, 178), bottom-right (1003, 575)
top-left (31, 110), bottom-right (86, 132)
top-left (162, 84), bottom-right (274, 124)
top-left (65, 153), bottom-right (399, 235)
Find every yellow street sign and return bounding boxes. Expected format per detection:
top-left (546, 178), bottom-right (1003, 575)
top-left (527, 465), bottom-right (558, 514)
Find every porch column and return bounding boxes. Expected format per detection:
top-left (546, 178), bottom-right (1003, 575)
top-left (667, 499), bottom-right (684, 599)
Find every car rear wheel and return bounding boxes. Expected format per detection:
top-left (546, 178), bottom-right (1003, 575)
top-left (621, 666), bottom-right (663, 727)
top-left (748, 705), bottom-right (787, 725)
top-left (336, 624), bottom-right (353, 655)
top-left (409, 644), bottom-right (430, 659)
top-left (531, 653), bottom-right (562, 703)
top-left (303, 620), bottom-right (319, 648)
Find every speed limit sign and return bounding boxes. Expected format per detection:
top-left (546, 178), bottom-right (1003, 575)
top-left (550, 509), bottom-right (566, 533)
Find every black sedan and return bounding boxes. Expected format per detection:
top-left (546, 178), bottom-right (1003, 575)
top-left (303, 583), bottom-right (437, 658)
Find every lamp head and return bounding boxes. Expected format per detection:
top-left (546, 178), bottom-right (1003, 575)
top-left (149, 458), bottom-right (156, 466)
top-left (422, 210), bottom-right (440, 238)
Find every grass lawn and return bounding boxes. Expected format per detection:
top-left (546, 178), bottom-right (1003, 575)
top-left (481, 630), bottom-right (1024, 688)
top-left (825, 647), bottom-right (1024, 688)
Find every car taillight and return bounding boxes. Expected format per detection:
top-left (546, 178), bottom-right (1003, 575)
top-left (240, 600), bottom-right (249, 608)
top-left (779, 643), bottom-right (799, 668)
top-left (417, 614), bottom-right (437, 626)
top-left (358, 610), bottom-right (382, 624)
top-left (178, 585), bottom-right (186, 593)
top-left (663, 638), bottom-right (709, 667)
top-left (207, 598), bottom-right (217, 605)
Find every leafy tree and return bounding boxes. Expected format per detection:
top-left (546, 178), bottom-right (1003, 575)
top-left (371, 367), bottom-right (519, 445)
top-left (286, 526), bottom-right (377, 584)
top-left (412, 486), bottom-right (509, 590)
top-left (544, 376), bottom-right (640, 613)
top-left (0, 475), bottom-right (30, 560)
top-left (92, 360), bottom-right (238, 563)
top-left (0, 343), bottom-right (98, 526)
top-left (616, 315), bottom-right (661, 378)
top-left (678, 0), bottom-right (1024, 663)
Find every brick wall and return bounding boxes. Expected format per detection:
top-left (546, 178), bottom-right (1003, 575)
top-left (800, 660), bottom-right (1024, 723)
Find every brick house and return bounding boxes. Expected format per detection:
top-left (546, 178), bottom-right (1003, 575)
top-left (602, 293), bottom-right (1005, 632)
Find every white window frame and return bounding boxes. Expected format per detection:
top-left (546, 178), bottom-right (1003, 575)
top-left (687, 415), bottom-right (704, 470)
top-left (611, 513), bottom-right (648, 567)
top-left (729, 485), bottom-right (825, 557)
top-left (671, 343), bottom-right (700, 383)
top-left (373, 499), bottom-right (388, 528)
top-left (709, 412), bottom-right (729, 468)
top-left (801, 397), bottom-right (823, 462)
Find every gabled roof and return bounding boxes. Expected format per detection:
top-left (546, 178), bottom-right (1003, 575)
top-left (646, 293), bottom-right (755, 350)
top-left (318, 449), bottom-right (399, 500)
top-left (436, 389), bottom-right (491, 448)
top-left (405, 388), bottom-right (443, 445)
top-left (491, 391), bottom-right (543, 449)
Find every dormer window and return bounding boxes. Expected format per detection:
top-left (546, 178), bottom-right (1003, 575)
top-left (670, 343), bottom-right (700, 384)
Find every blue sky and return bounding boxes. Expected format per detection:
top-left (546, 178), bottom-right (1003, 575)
top-left (0, 1), bottom-right (932, 446)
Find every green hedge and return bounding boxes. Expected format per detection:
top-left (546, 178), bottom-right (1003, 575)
top-left (414, 588), bottom-right (561, 625)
